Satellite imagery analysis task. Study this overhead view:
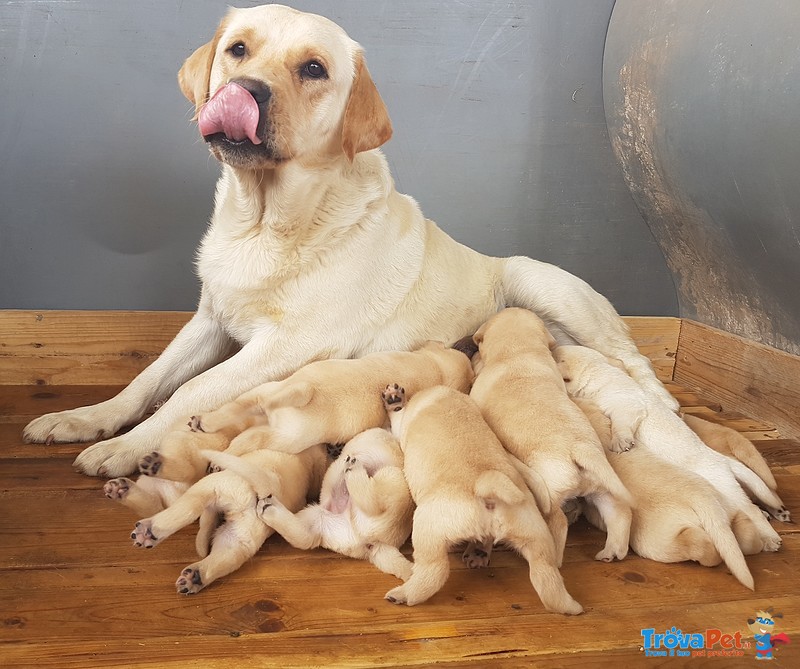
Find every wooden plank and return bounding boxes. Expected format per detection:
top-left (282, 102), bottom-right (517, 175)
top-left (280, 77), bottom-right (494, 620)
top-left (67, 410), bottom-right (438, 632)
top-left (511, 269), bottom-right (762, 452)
top-left (0, 311), bottom-right (677, 386)
top-left (674, 319), bottom-right (800, 442)
top-left (0, 311), bottom-right (190, 385)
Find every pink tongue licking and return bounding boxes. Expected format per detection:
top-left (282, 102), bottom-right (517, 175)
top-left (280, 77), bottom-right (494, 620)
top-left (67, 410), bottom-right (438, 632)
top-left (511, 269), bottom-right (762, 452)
top-left (198, 82), bottom-right (262, 145)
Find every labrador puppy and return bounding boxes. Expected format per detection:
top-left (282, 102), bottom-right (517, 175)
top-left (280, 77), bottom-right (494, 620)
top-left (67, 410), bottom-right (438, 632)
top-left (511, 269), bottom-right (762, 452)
top-left (554, 345), bottom-right (783, 554)
top-left (682, 413), bottom-right (790, 522)
top-left (574, 396), bottom-right (755, 589)
top-left (256, 427), bottom-right (414, 580)
top-left (469, 308), bottom-right (634, 566)
top-left (24, 4), bottom-right (674, 477)
top-left (382, 383), bottom-right (583, 615)
top-left (130, 443), bottom-right (328, 593)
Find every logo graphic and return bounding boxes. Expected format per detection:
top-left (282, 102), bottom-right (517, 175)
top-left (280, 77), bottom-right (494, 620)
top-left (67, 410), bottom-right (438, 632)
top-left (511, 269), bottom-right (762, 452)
top-left (747, 608), bottom-right (790, 660)
top-left (640, 626), bottom-right (748, 658)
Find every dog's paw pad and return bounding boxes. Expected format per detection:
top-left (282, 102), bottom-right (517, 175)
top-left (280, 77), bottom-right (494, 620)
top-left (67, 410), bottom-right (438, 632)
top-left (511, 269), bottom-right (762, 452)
top-left (188, 415), bottom-right (204, 432)
top-left (138, 452), bottom-right (163, 477)
top-left (382, 384), bottom-right (406, 412)
top-left (385, 586), bottom-right (408, 605)
top-left (256, 494), bottom-right (275, 515)
top-left (131, 520), bottom-right (159, 548)
top-left (206, 462), bottom-right (222, 474)
top-left (103, 477), bottom-right (132, 500)
top-left (176, 567), bottom-right (204, 594)
top-left (772, 506), bottom-right (792, 523)
top-left (325, 442), bottom-right (345, 460)
top-left (462, 547), bottom-right (490, 569)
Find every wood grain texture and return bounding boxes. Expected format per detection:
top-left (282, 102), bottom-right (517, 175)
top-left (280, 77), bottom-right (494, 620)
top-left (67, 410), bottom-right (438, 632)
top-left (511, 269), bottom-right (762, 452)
top-left (674, 319), bottom-right (800, 442)
top-left (1, 383), bottom-right (797, 668)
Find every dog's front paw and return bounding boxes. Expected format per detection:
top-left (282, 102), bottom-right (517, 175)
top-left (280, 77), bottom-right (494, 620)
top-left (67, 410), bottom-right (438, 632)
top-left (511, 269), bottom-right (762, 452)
top-left (131, 519), bottom-right (160, 548)
top-left (344, 455), bottom-right (363, 474)
top-left (462, 542), bottom-right (491, 569)
top-left (103, 477), bottom-right (133, 501)
top-left (385, 585), bottom-right (409, 605)
top-left (73, 433), bottom-right (159, 477)
top-left (188, 415), bottom-right (205, 432)
top-left (609, 435), bottom-right (635, 453)
top-left (206, 461), bottom-right (223, 474)
top-left (770, 506), bottom-right (792, 523)
top-left (257, 494), bottom-right (283, 517)
top-left (176, 566), bottom-right (205, 594)
top-left (382, 384), bottom-right (406, 412)
top-left (24, 406), bottom-right (120, 445)
top-left (138, 452), bottom-right (163, 477)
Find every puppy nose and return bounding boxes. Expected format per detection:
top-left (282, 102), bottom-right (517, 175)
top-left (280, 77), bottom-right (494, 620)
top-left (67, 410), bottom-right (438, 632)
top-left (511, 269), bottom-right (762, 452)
top-left (231, 78), bottom-right (271, 105)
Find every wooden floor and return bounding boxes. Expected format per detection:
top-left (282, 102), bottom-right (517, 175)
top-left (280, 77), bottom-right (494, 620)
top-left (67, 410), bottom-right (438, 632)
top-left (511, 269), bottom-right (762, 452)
top-left (1, 382), bottom-right (798, 668)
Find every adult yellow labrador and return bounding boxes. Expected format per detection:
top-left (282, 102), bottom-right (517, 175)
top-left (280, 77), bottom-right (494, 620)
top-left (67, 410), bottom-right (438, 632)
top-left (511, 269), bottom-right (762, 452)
top-left (24, 4), bottom-right (674, 476)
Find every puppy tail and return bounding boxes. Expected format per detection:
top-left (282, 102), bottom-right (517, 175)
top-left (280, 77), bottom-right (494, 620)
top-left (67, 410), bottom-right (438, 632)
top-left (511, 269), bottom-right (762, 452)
top-left (727, 459), bottom-right (786, 516)
top-left (696, 504), bottom-right (755, 590)
top-left (260, 382), bottom-right (315, 411)
top-left (571, 446), bottom-right (634, 509)
top-left (200, 449), bottom-right (280, 497)
top-left (507, 455), bottom-right (552, 514)
top-left (474, 470), bottom-right (526, 507)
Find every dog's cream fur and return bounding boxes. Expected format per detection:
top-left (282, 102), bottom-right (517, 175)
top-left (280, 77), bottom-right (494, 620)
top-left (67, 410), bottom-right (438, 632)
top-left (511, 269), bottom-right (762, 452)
top-left (256, 427), bottom-right (414, 580)
top-left (682, 413), bottom-right (790, 522)
top-left (554, 345), bottom-right (783, 555)
top-left (129, 443), bottom-right (327, 593)
top-left (574, 396), bottom-right (755, 589)
top-left (23, 4), bottom-right (674, 477)
top-left (469, 308), bottom-right (634, 566)
top-left (382, 383), bottom-right (583, 614)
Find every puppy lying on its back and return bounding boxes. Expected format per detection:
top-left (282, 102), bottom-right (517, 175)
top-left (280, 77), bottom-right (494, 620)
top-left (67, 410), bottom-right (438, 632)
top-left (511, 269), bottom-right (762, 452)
top-left (382, 383), bottom-right (583, 615)
top-left (469, 308), bottom-right (633, 566)
top-left (130, 441), bottom-right (328, 593)
top-left (574, 396), bottom-right (755, 589)
top-left (554, 345), bottom-right (782, 555)
top-left (257, 427), bottom-right (414, 580)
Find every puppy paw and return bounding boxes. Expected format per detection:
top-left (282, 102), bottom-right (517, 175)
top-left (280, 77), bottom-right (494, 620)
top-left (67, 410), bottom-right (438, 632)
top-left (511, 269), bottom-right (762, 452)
top-left (770, 506), bottom-right (792, 523)
top-left (594, 546), bottom-right (627, 562)
top-left (385, 585), bottom-right (409, 605)
top-left (325, 442), bottom-right (345, 460)
top-left (138, 452), bottom-right (163, 477)
top-left (103, 477), bottom-right (133, 501)
top-left (462, 543), bottom-right (491, 569)
top-left (188, 415), bottom-right (204, 432)
top-left (609, 436), bottom-right (635, 453)
top-left (257, 494), bottom-right (284, 517)
top-left (382, 384), bottom-right (406, 412)
top-left (206, 461), bottom-right (223, 474)
top-left (131, 519), bottom-right (160, 548)
top-left (176, 566), bottom-right (205, 594)
top-left (762, 535), bottom-right (782, 552)
top-left (561, 498), bottom-right (584, 525)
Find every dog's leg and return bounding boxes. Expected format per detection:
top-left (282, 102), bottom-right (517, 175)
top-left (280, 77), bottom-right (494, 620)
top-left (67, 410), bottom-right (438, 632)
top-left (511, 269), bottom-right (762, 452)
top-left (500, 505), bottom-right (583, 615)
top-left (103, 477), bottom-right (166, 517)
top-left (381, 384), bottom-right (407, 437)
top-left (24, 310), bottom-right (235, 446)
top-left (545, 504), bottom-right (569, 567)
top-left (501, 256), bottom-right (678, 410)
top-left (189, 384), bottom-right (275, 435)
top-left (586, 490), bottom-right (631, 562)
top-left (461, 537), bottom-right (494, 569)
top-left (131, 478), bottom-right (212, 549)
top-left (368, 544), bottom-right (413, 581)
top-left (258, 497), bottom-right (323, 550)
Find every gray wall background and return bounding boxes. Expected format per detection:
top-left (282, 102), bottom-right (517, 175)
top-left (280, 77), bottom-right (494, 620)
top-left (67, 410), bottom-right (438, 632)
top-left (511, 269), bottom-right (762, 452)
top-left (0, 0), bottom-right (677, 319)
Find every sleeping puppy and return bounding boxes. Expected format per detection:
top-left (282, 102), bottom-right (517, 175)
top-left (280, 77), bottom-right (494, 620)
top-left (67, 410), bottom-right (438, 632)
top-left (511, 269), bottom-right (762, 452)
top-left (186, 341), bottom-right (473, 458)
top-left (256, 427), bottom-right (414, 580)
top-left (574, 396), bottom-right (755, 589)
top-left (682, 413), bottom-right (790, 522)
top-left (130, 443), bottom-right (328, 593)
top-left (382, 383), bottom-right (583, 615)
top-left (24, 4), bottom-right (673, 479)
top-left (469, 308), bottom-right (634, 566)
top-left (554, 345), bottom-right (783, 554)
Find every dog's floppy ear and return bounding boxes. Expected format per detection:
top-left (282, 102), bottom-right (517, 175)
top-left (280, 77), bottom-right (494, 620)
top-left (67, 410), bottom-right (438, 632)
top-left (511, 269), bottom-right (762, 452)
top-left (178, 16), bottom-right (229, 113)
top-left (341, 51), bottom-right (393, 161)
top-left (472, 321), bottom-right (488, 347)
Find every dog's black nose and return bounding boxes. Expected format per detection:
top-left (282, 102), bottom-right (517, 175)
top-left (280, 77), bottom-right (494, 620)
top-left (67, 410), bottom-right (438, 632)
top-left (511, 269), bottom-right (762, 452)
top-left (232, 78), bottom-right (272, 105)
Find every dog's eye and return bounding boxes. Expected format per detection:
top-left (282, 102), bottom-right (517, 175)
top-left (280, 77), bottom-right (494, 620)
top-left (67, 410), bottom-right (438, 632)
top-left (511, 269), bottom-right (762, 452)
top-left (228, 42), bottom-right (247, 58)
top-left (301, 60), bottom-right (327, 79)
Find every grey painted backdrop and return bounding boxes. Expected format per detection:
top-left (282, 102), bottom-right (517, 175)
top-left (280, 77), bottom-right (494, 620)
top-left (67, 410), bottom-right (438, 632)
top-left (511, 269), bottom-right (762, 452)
top-left (0, 0), bottom-right (676, 317)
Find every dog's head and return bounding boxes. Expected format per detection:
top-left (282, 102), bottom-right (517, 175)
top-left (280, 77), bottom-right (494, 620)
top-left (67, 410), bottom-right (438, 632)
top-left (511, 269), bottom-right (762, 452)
top-left (178, 4), bottom-right (393, 170)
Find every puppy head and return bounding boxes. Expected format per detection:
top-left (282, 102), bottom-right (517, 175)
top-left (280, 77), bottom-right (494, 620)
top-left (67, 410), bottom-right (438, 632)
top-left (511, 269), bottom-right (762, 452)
top-left (473, 308), bottom-right (555, 359)
top-left (178, 5), bottom-right (392, 170)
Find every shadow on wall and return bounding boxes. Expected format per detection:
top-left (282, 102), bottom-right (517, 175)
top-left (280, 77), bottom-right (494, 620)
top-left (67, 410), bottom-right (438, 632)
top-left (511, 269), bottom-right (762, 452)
top-left (604, 0), bottom-right (800, 355)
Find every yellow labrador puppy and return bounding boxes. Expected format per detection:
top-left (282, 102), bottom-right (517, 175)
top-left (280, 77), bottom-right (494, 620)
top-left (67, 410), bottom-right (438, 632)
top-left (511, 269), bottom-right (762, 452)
top-left (256, 427), bottom-right (415, 580)
top-left (574, 396), bottom-right (755, 589)
top-left (130, 443), bottom-right (327, 593)
top-left (554, 345), bottom-right (783, 554)
top-left (382, 384), bottom-right (583, 615)
top-left (470, 308), bottom-right (634, 566)
top-left (24, 4), bottom-right (673, 477)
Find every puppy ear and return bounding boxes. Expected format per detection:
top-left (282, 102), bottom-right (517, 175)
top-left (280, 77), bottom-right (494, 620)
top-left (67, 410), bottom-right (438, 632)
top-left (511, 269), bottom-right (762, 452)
top-left (545, 329), bottom-right (558, 351)
top-left (178, 16), bottom-right (229, 113)
top-left (341, 52), bottom-right (393, 161)
top-left (472, 321), bottom-right (488, 347)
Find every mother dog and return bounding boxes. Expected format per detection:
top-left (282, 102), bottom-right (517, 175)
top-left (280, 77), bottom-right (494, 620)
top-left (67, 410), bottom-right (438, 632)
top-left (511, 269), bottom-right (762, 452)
top-left (24, 4), bottom-right (673, 476)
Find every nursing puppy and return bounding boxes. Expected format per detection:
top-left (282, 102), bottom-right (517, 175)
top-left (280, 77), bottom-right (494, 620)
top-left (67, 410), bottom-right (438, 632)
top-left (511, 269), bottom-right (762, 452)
top-left (130, 444), bottom-right (327, 593)
top-left (682, 413), bottom-right (790, 522)
top-left (554, 345), bottom-right (783, 554)
top-left (256, 427), bottom-right (414, 580)
top-left (24, 3), bottom-right (674, 478)
top-left (469, 308), bottom-right (634, 565)
top-left (382, 383), bottom-right (583, 614)
top-left (574, 396), bottom-right (755, 589)
top-left (188, 341), bottom-right (473, 457)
